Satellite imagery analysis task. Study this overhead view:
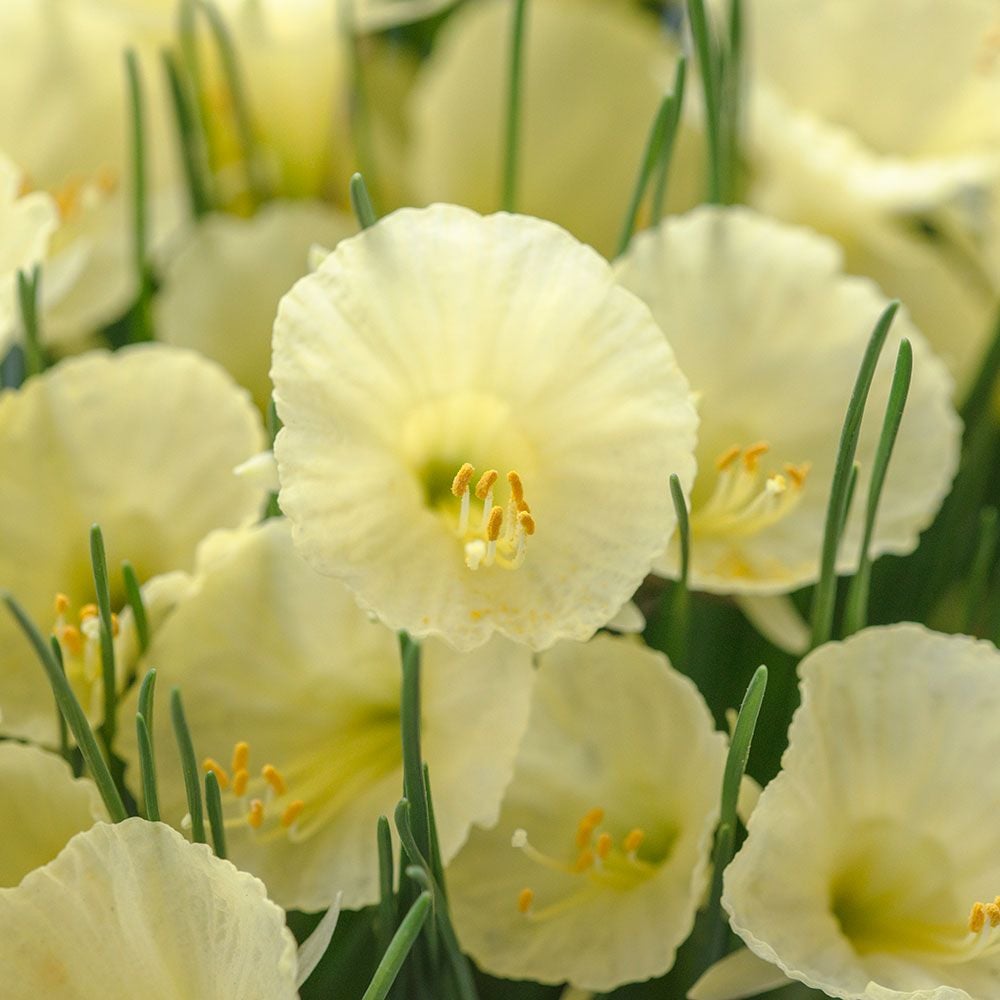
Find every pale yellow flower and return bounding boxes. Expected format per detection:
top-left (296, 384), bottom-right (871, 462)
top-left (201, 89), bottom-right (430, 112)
top-left (407, 0), bottom-right (703, 258)
top-left (271, 203), bottom-right (697, 650)
top-left (0, 742), bottom-right (107, 888)
top-left (722, 624), bottom-right (1000, 999)
top-left (118, 519), bottom-right (535, 912)
top-left (447, 634), bottom-right (727, 991)
top-left (616, 206), bottom-right (961, 596)
top-left (156, 200), bottom-right (356, 411)
top-left (0, 818), bottom-right (300, 999)
top-left (742, 0), bottom-right (1000, 388)
top-left (0, 345), bottom-right (266, 744)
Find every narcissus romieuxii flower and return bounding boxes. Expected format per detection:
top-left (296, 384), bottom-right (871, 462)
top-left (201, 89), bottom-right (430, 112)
top-left (407, 0), bottom-right (703, 258)
top-left (0, 742), bottom-right (107, 888)
top-left (117, 519), bottom-right (535, 912)
top-left (740, 0), bottom-right (1000, 388)
top-left (156, 200), bottom-right (356, 412)
top-left (271, 204), bottom-right (697, 650)
top-left (0, 345), bottom-right (266, 745)
top-left (616, 206), bottom-right (961, 596)
top-left (0, 153), bottom-right (56, 347)
top-left (721, 624), bottom-right (1000, 999)
top-left (0, 819), bottom-right (300, 1000)
top-left (446, 634), bottom-right (727, 991)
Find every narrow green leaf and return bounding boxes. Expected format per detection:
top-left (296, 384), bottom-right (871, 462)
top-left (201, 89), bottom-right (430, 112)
top-left (706, 665), bottom-right (767, 966)
top-left (16, 267), bottom-right (44, 377)
top-left (124, 49), bottom-right (153, 343)
top-left (136, 713), bottom-right (160, 821)
top-left (362, 892), bottom-right (433, 1000)
top-left (810, 301), bottom-right (899, 649)
top-left (843, 339), bottom-right (913, 636)
top-left (399, 634), bottom-right (430, 862)
top-left (89, 525), bottom-right (118, 751)
top-left (965, 507), bottom-right (1000, 635)
top-left (422, 764), bottom-right (447, 902)
top-left (350, 173), bottom-right (378, 230)
top-left (205, 769), bottom-right (227, 858)
top-left (3, 593), bottom-right (127, 822)
top-left (651, 57), bottom-right (688, 225)
top-left (49, 636), bottom-right (71, 766)
top-left (170, 687), bottom-right (206, 843)
top-left (687, 0), bottom-right (723, 203)
top-left (671, 473), bottom-right (691, 588)
top-left (501, 0), bottom-right (529, 212)
top-left (161, 48), bottom-right (215, 218)
top-left (376, 815), bottom-right (396, 955)
top-left (122, 560), bottom-right (150, 655)
top-left (960, 305), bottom-right (1000, 432)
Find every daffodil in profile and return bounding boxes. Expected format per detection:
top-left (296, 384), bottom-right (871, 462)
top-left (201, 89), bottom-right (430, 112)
top-left (0, 345), bottom-right (266, 744)
top-left (446, 634), bottom-right (727, 991)
top-left (0, 818), bottom-right (302, 999)
top-left (616, 206), bottom-right (960, 597)
top-left (740, 0), bottom-right (1000, 388)
top-left (118, 518), bottom-right (535, 912)
top-left (407, 0), bottom-right (703, 258)
top-left (0, 742), bottom-right (106, 888)
top-left (271, 203), bottom-right (697, 651)
top-left (720, 624), bottom-right (1000, 999)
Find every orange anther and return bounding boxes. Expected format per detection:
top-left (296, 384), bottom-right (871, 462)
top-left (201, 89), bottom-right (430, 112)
top-left (60, 625), bottom-right (84, 657)
top-left (202, 758), bottom-right (230, 790)
top-left (988, 903), bottom-right (1000, 928)
top-left (475, 470), bottom-right (498, 500)
top-left (54, 593), bottom-right (70, 614)
top-left (971, 901), bottom-right (987, 933)
top-left (232, 769), bottom-right (249, 797)
top-left (507, 471), bottom-right (525, 504)
top-left (784, 462), bottom-right (810, 488)
top-left (262, 764), bottom-right (287, 796)
top-left (573, 849), bottom-right (595, 873)
top-left (623, 828), bottom-right (645, 854)
top-left (79, 603), bottom-right (98, 622)
top-left (451, 463), bottom-right (474, 498)
top-left (247, 799), bottom-right (265, 829)
top-left (517, 888), bottom-right (534, 914)
top-left (595, 832), bottom-right (613, 859)
top-left (487, 506), bottom-right (504, 542)
top-left (232, 741), bottom-right (250, 774)
top-left (743, 442), bottom-right (770, 470)
top-left (518, 511), bottom-right (536, 536)
top-left (715, 445), bottom-right (741, 471)
top-left (281, 799), bottom-right (306, 828)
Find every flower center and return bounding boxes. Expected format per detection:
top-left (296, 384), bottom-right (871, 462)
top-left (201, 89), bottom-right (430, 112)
top-left (449, 463), bottom-right (535, 571)
top-left (51, 593), bottom-right (121, 718)
top-left (512, 806), bottom-right (671, 921)
top-left (21, 166), bottom-right (119, 224)
top-left (690, 442), bottom-right (809, 540)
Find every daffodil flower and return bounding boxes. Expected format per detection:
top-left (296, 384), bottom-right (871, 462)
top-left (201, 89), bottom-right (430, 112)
top-left (271, 203), bottom-right (697, 650)
top-left (721, 624), bottom-right (1000, 999)
top-left (117, 519), bottom-right (536, 912)
top-left (616, 206), bottom-right (960, 596)
top-left (0, 345), bottom-right (266, 744)
top-left (446, 633), bottom-right (727, 991)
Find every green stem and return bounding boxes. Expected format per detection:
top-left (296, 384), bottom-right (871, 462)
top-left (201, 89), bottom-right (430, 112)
top-left (362, 893), bottom-right (433, 1000)
top-left (136, 714), bottom-right (160, 821)
top-left (376, 814), bottom-right (397, 955)
top-left (162, 48), bottom-right (215, 218)
top-left (651, 57), bottom-right (688, 225)
top-left (501, 0), bottom-right (528, 212)
top-left (122, 560), bottom-right (150, 655)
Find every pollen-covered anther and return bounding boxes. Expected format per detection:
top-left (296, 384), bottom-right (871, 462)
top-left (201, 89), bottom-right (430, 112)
top-left (247, 798), bottom-right (265, 829)
top-left (743, 441), bottom-right (770, 471)
top-left (595, 832), bottom-right (613, 860)
top-left (54, 593), bottom-right (71, 615)
top-left (622, 828), bottom-right (645, 855)
top-left (281, 799), bottom-right (306, 829)
top-left (573, 849), bottom-right (595, 873)
top-left (232, 741), bottom-right (250, 774)
top-left (518, 511), bottom-right (536, 536)
top-left (475, 469), bottom-right (498, 500)
top-left (487, 505), bottom-right (504, 542)
top-left (232, 768), bottom-right (250, 797)
top-left (79, 603), bottom-right (98, 622)
top-left (517, 887), bottom-right (535, 915)
top-left (60, 625), bottom-right (84, 657)
top-left (262, 764), bottom-right (287, 797)
top-left (575, 806), bottom-right (605, 849)
top-left (202, 758), bottom-right (230, 791)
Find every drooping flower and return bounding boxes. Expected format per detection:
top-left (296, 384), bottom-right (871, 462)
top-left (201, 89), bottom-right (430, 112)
top-left (446, 633), bottom-right (727, 991)
top-left (0, 818), bottom-right (301, 999)
top-left (0, 741), bottom-right (106, 888)
top-left (0, 345), bottom-right (266, 744)
top-left (155, 200), bottom-right (356, 412)
top-left (407, 0), bottom-right (703, 258)
top-left (616, 206), bottom-right (960, 596)
top-left (117, 518), bottom-right (535, 912)
top-left (721, 624), bottom-right (1000, 999)
top-left (739, 0), bottom-right (1000, 389)
top-left (271, 203), bottom-right (697, 651)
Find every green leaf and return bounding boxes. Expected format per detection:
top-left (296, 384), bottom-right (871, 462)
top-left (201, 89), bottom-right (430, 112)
top-left (89, 525), bottom-right (119, 752)
top-left (205, 769), bottom-right (227, 858)
top-left (351, 173), bottom-right (379, 230)
top-left (362, 893), bottom-right (433, 1000)
top-left (650, 57), bottom-right (688, 226)
top-left (16, 267), bottom-right (44, 377)
top-left (136, 713), bottom-right (160, 822)
top-left (376, 814), bottom-right (397, 955)
top-left (501, 0), bottom-right (529, 213)
top-left (161, 48), bottom-right (215, 218)
top-left (124, 49), bottom-right (154, 344)
top-left (122, 560), bottom-right (150, 655)
top-left (170, 687), bottom-right (206, 843)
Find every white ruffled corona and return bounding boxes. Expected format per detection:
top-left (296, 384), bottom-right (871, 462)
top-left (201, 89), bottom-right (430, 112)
top-left (616, 207), bottom-right (961, 595)
top-left (722, 625), bottom-right (1000, 999)
top-left (271, 204), bottom-right (697, 650)
top-left (446, 634), bottom-right (727, 991)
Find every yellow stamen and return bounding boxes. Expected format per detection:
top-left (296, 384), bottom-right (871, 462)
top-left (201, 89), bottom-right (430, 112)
top-left (247, 798), bottom-right (264, 829)
top-left (60, 625), bottom-right (83, 657)
top-left (110, 612), bottom-right (120, 637)
top-left (232, 741), bottom-right (250, 773)
top-left (517, 888), bottom-right (534, 914)
top-left (79, 603), bottom-right (98, 622)
top-left (475, 469), bottom-right (498, 500)
top-left (508, 470), bottom-right (525, 505)
top-left (281, 799), bottom-right (306, 828)
top-left (487, 506), bottom-right (504, 542)
top-left (715, 444), bottom-right (741, 471)
top-left (575, 807), bottom-right (604, 848)
top-left (54, 593), bottom-right (70, 614)
top-left (970, 902), bottom-right (986, 934)
top-left (202, 758), bottom-right (230, 790)
top-left (451, 462), bottom-right (474, 498)
top-left (573, 849), bottom-right (595, 873)
top-left (784, 462), bottom-right (811, 488)
top-left (262, 764), bottom-right (287, 796)
top-left (595, 832), bottom-right (613, 860)
top-left (622, 828), bottom-right (645, 854)
top-left (232, 768), bottom-right (249, 797)
top-left (518, 511), bottom-right (536, 536)
top-left (743, 441), bottom-right (770, 471)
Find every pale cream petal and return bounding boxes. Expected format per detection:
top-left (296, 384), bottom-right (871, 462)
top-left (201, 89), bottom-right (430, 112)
top-left (688, 948), bottom-right (791, 1000)
top-left (407, 0), bottom-right (704, 258)
top-left (865, 986), bottom-right (974, 1000)
top-left (735, 594), bottom-right (809, 655)
top-left (605, 600), bottom-right (646, 634)
top-left (296, 892), bottom-right (341, 987)
top-left (0, 819), bottom-right (298, 999)
top-left (617, 206), bottom-right (960, 596)
top-left (448, 634), bottom-right (727, 991)
top-left (117, 519), bottom-right (535, 911)
top-left (272, 203), bottom-right (697, 650)
top-left (0, 742), bottom-right (107, 888)
top-left (0, 345), bottom-right (266, 743)
top-left (156, 201), bottom-right (356, 411)
top-left (723, 625), bottom-right (1000, 998)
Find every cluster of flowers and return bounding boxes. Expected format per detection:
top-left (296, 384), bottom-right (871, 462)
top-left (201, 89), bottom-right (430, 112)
top-left (0, 0), bottom-right (998, 998)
